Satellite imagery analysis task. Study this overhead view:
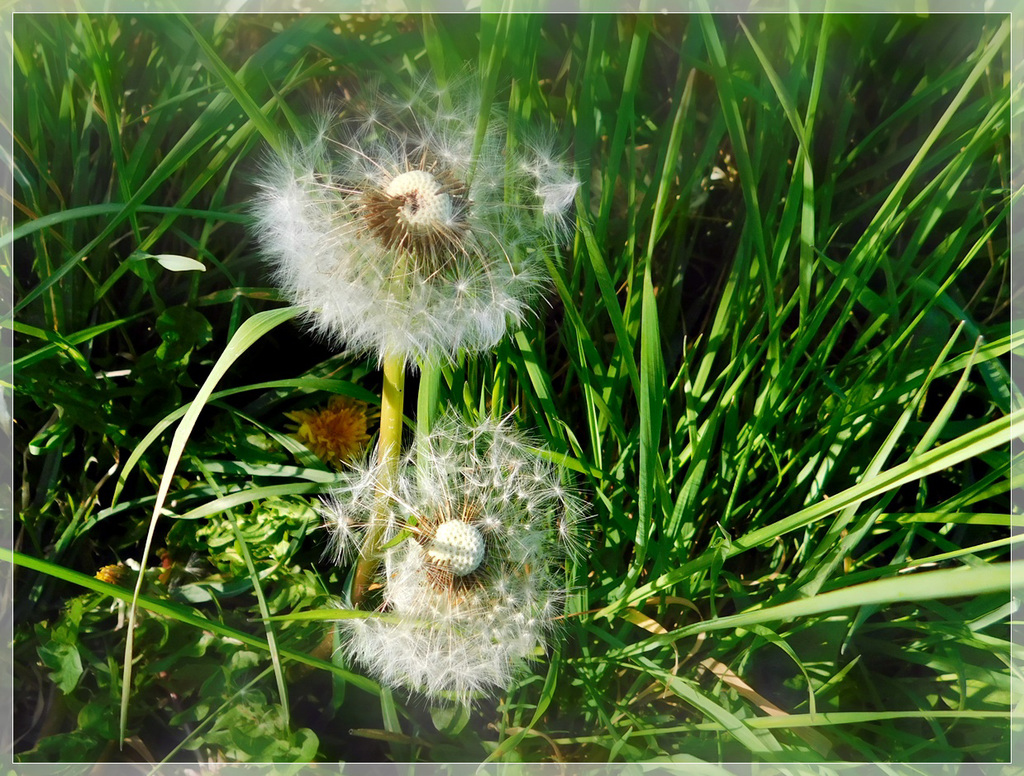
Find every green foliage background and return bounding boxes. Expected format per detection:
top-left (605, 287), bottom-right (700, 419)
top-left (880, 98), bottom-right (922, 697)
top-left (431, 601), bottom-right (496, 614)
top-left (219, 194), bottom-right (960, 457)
top-left (11, 12), bottom-right (1017, 765)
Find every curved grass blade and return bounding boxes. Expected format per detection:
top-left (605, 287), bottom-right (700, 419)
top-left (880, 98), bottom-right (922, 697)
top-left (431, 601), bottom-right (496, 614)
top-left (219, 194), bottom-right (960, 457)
top-left (627, 660), bottom-right (785, 757)
top-left (483, 646), bottom-right (562, 764)
top-left (179, 15), bottom-right (284, 156)
top-left (111, 375), bottom-right (377, 505)
top-left (608, 408), bottom-right (1022, 615)
top-left (3, 548), bottom-right (377, 692)
top-left (5, 203), bottom-right (247, 249)
top-left (627, 561), bottom-right (1015, 653)
top-left (119, 305), bottom-right (302, 746)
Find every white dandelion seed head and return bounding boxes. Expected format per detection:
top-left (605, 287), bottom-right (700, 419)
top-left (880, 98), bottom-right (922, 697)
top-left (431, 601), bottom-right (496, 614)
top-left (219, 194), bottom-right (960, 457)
top-left (326, 411), bottom-right (587, 705)
top-left (252, 76), bottom-right (579, 367)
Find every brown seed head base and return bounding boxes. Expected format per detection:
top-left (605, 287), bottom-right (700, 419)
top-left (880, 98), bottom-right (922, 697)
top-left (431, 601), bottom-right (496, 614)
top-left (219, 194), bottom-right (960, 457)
top-left (360, 163), bottom-right (470, 277)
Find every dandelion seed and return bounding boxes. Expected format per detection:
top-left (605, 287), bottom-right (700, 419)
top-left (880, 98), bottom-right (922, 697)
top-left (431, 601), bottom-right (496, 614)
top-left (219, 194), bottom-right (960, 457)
top-left (320, 412), bottom-right (587, 706)
top-left (253, 76), bottom-right (579, 366)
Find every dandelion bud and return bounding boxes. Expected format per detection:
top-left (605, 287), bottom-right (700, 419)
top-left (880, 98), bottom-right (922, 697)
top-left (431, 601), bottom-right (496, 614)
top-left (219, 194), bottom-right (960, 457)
top-left (252, 76), bottom-right (580, 367)
top-left (320, 412), bottom-right (586, 706)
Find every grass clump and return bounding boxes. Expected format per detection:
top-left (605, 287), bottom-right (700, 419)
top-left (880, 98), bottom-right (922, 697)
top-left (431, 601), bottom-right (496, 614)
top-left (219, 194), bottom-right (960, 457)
top-left (11, 12), bottom-right (1015, 766)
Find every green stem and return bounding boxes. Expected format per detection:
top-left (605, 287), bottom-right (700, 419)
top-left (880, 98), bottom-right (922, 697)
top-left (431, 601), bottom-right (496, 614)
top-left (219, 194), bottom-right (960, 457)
top-left (378, 353), bottom-right (407, 472)
top-left (417, 359), bottom-right (442, 434)
top-left (352, 352), bottom-right (406, 607)
top-left (415, 359), bottom-right (444, 487)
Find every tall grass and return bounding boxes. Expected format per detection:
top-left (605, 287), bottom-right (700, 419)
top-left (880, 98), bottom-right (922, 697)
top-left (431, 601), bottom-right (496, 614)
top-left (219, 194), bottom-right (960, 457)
top-left (11, 13), bottom-right (1016, 765)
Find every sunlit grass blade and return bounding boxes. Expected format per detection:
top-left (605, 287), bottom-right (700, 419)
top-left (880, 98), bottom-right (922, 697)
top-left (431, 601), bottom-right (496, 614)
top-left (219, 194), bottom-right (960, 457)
top-left (179, 15), bottom-right (284, 156)
top-left (119, 305), bottom-right (302, 745)
top-left (4, 548), bottom-right (377, 692)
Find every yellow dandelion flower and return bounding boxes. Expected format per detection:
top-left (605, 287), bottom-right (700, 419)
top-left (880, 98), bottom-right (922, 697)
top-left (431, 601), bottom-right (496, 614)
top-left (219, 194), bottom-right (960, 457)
top-left (95, 563), bottom-right (129, 587)
top-left (287, 396), bottom-right (378, 468)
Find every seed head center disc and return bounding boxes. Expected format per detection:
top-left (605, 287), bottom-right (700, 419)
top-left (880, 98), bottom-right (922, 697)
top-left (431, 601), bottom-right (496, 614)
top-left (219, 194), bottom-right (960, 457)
top-left (386, 170), bottom-right (452, 232)
top-left (427, 520), bottom-right (485, 576)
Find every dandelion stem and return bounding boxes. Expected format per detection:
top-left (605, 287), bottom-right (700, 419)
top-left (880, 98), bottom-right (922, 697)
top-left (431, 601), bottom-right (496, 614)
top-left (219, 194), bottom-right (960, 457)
top-left (378, 353), bottom-right (406, 471)
top-left (352, 352), bottom-right (405, 607)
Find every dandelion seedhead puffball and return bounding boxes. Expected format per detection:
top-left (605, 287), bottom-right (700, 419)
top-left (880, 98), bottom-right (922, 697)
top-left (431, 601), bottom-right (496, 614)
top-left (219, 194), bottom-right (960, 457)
top-left (321, 412), bottom-right (586, 706)
top-left (253, 76), bottom-right (580, 366)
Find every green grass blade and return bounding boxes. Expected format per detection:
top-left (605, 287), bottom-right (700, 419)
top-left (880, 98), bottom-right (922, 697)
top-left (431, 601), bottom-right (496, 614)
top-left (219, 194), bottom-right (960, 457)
top-left (627, 661), bottom-right (785, 756)
top-left (625, 263), bottom-right (666, 594)
top-left (4, 548), bottom-right (378, 692)
top-left (577, 213), bottom-right (641, 398)
top-left (111, 376), bottom-right (376, 505)
top-left (665, 561), bottom-right (1014, 642)
top-left (608, 408), bottom-right (1022, 615)
top-left (179, 16), bottom-right (284, 156)
top-left (119, 305), bottom-right (303, 745)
